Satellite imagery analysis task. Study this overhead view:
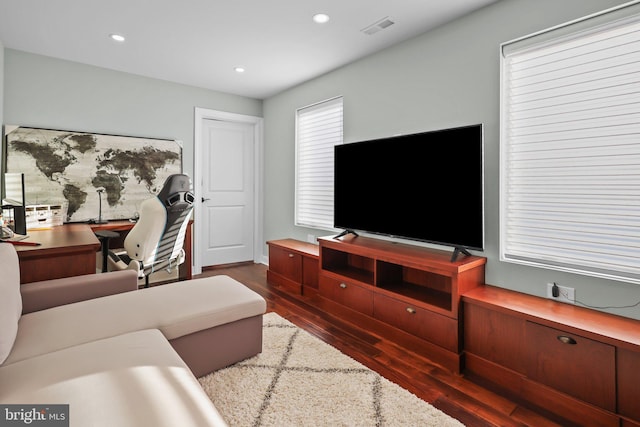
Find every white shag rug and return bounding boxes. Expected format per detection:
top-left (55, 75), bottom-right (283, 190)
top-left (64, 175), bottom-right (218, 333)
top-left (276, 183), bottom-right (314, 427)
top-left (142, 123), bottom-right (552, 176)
top-left (199, 312), bottom-right (464, 427)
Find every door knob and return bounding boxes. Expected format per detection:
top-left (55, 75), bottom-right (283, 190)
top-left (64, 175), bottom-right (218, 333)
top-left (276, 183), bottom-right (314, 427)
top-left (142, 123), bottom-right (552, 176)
top-left (201, 197), bottom-right (211, 203)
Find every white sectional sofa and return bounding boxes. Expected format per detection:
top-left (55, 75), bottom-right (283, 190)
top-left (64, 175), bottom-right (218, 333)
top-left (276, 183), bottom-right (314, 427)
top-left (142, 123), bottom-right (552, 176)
top-left (0, 243), bottom-right (266, 426)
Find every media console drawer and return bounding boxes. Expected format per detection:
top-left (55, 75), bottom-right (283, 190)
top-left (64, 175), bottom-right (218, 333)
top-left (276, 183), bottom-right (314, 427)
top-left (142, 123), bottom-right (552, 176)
top-left (526, 321), bottom-right (615, 411)
top-left (618, 348), bottom-right (640, 422)
top-left (463, 285), bottom-right (640, 426)
top-left (267, 239), bottom-right (319, 295)
top-left (373, 292), bottom-right (458, 351)
top-left (319, 275), bottom-right (373, 316)
top-left (270, 245), bottom-right (303, 281)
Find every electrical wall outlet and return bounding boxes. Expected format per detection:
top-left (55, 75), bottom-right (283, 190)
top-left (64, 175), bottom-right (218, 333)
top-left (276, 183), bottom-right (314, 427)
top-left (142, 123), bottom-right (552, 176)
top-left (546, 283), bottom-right (575, 304)
top-left (307, 234), bottom-right (317, 244)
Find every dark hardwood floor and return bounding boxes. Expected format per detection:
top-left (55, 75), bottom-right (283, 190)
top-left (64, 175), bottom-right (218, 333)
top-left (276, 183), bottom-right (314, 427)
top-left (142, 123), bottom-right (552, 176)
top-left (195, 262), bottom-right (562, 427)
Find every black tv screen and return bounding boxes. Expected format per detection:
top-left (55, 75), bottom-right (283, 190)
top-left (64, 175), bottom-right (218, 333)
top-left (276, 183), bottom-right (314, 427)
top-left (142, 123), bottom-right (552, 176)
top-left (334, 124), bottom-right (484, 251)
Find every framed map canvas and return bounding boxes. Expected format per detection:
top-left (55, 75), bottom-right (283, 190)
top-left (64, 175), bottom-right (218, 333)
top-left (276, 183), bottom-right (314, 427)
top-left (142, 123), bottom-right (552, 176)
top-left (3, 126), bottom-right (182, 222)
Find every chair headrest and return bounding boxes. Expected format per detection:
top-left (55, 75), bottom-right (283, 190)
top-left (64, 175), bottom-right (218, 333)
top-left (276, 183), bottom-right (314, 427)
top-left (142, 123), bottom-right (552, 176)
top-left (157, 174), bottom-right (194, 208)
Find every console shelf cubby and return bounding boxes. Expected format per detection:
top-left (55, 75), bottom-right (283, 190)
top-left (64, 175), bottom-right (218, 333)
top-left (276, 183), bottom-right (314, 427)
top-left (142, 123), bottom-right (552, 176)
top-left (318, 234), bottom-right (486, 372)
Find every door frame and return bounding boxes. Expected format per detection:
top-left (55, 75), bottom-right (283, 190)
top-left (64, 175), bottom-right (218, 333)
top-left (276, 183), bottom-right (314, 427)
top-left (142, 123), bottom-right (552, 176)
top-left (193, 107), bottom-right (264, 275)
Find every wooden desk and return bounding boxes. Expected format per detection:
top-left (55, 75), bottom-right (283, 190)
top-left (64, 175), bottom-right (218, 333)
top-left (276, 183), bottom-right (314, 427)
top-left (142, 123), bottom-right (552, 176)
top-left (15, 224), bottom-right (100, 284)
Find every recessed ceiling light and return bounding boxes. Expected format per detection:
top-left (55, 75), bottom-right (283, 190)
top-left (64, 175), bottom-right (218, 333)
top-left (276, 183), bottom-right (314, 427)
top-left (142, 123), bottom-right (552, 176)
top-left (313, 13), bottom-right (330, 24)
top-left (109, 33), bottom-right (126, 42)
top-left (234, 67), bottom-right (245, 73)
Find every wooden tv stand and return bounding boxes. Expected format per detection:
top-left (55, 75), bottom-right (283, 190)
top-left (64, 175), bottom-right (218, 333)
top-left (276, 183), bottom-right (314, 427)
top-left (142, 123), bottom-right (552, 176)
top-left (266, 239), bottom-right (319, 295)
top-left (317, 234), bottom-right (486, 373)
top-left (463, 285), bottom-right (640, 427)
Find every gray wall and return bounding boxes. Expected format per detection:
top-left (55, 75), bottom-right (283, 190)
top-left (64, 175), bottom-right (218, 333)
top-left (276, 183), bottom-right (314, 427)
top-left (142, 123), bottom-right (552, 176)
top-left (3, 49), bottom-right (262, 181)
top-left (0, 40), bottom-right (4, 163)
top-left (3, 1), bottom-right (638, 320)
top-left (262, 0), bottom-right (640, 319)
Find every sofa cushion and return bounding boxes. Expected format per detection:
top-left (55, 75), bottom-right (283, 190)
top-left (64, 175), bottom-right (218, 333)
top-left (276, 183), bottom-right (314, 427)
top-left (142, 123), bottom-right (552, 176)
top-left (20, 269), bottom-right (138, 314)
top-left (0, 243), bottom-right (22, 364)
top-left (0, 329), bottom-right (228, 427)
top-left (5, 274), bottom-right (266, 365)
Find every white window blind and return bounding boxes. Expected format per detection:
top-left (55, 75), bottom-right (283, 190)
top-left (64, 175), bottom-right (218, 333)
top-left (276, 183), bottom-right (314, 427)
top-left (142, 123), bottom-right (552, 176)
top-left (500, 6), bottom-right (640, 284)
top-left (295, 96), bottom-right (343, 230)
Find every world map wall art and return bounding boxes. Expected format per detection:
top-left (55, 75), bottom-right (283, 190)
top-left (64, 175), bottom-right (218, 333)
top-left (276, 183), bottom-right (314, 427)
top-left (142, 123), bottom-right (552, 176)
top-left (3, 126), bottom-right (183, 222)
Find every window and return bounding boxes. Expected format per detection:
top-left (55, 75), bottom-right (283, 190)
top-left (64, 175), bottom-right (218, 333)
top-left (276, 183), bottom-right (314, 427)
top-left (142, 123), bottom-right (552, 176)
top-left (500, 4), bottom-right (640, 284)
top-left (295, 96), bottom-right (343, 230)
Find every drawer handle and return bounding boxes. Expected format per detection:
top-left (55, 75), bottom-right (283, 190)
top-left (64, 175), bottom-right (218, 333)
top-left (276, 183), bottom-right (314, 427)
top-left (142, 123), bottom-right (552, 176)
top-left (339, 283), bottom-right (347, 289)
top-left (406, 307), bottom-right (416, 314)
top-left (557, 335), bottom-right (577, 345)
top-left (288, 253), bottom-right (295, 258)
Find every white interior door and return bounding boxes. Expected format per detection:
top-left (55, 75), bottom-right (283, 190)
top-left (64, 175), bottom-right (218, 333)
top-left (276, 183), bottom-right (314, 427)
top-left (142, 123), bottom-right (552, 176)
top-left (200, 118), bottom-right (255, 266)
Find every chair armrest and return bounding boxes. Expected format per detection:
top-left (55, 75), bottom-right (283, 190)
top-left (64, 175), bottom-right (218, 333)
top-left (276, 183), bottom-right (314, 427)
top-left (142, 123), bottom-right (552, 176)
top-left (20, 270), bottom-right (138, 314)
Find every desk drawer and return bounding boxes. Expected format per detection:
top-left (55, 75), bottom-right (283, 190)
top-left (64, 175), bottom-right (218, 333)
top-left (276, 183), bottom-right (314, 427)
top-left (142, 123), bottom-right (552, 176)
top-left (374, 293), bottom-right (458, 351)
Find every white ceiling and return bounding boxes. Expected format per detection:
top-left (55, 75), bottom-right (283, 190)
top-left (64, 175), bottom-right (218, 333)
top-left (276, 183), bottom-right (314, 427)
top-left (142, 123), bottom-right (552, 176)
top-left (0, 0), bottom-right (498, 99)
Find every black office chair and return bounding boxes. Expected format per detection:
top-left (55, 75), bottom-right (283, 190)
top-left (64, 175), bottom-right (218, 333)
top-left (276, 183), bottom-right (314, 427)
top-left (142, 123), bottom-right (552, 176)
top-left (106, 174), bottom-right (194, 287)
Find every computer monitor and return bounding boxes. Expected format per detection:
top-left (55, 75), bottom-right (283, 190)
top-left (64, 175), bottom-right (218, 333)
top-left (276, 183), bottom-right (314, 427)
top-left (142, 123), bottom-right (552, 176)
top-left (2, 173), bottom-right (27, 236)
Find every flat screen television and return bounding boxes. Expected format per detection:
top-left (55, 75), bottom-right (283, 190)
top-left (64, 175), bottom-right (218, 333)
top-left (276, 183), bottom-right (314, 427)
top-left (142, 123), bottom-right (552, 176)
top-left (334, 124), bottom-right (484, 260)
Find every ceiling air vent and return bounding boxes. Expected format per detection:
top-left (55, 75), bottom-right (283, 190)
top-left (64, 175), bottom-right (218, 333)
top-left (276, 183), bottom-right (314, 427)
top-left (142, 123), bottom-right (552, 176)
top-left (361, 17), bottom-right (395, 36)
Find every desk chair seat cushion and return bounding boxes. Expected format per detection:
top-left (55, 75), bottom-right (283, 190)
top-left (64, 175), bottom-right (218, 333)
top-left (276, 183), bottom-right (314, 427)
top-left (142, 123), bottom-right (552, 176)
top-left (0, 244), bottom-right (22, 364)
top-left (0, 329), bottom-right (227, 427)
